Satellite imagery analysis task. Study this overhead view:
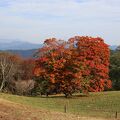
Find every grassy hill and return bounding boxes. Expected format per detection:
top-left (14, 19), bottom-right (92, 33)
top-left (0, 91), bottom-right (120, 120)
top-left (0, 99), bottom-right (79, 120)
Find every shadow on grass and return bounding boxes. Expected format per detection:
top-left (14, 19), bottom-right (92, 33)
top-left (33, 93), bottom-right (89, 99)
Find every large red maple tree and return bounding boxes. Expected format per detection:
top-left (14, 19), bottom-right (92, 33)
top-left (33, 36), bottom-right (111, 97)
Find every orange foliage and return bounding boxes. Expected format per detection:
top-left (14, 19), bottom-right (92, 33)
top-left (33, 36), bottom-right (111, 96)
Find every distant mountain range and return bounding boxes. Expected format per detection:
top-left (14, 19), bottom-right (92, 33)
top-left (0, 40), bottom-right (42, 58)
top-left (0, 40), bottom-right (42, 50)
top-left (0, 40), bottom-right (118, 58)
top-left (0, 40), bottom-right (118, 50)
top-left (6, 49), bottom-right (38, 58)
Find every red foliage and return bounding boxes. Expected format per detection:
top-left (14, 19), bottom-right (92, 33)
top-left (71, 36), bottom-right (111, 92)
top-left (33, 36), bottom-right (111, 96)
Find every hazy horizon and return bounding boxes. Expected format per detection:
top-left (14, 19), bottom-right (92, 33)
top-left (0, 0), bottom-right (120, 45)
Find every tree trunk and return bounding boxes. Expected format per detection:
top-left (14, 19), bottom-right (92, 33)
top-left (0, 79), bottom-right (5, 92)
top-left (46, 92), bottom-right (49, 97)
top-left (65, 93), bottom-right (72, 98)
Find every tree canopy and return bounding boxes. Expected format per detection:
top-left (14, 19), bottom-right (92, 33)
top-left (33, 36), bottom-right (111, 97)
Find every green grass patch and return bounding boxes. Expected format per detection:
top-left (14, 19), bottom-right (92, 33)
top-left (0, 91), bottom-right (120, 119)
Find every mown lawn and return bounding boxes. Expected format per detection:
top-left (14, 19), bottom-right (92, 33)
top-left (0, 91), bottom-right (120, 119)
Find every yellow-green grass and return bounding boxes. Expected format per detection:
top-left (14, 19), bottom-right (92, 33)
top-left (0, 91), bottom-right (120, 119)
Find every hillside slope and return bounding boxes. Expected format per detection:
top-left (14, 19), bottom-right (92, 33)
top-left (0, 98), bottom-right (112, 120)
top-left (0, 99), bottom-right (109, 120)
top-left (0, 98), bottom-right (79, 120)
top-left (0, 92), bottom-right (119, 120)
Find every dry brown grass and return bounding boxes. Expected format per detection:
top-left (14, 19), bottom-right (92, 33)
top-left (0, 98), bottom-right (118, 120)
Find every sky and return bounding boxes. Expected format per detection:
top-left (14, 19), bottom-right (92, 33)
top-left (0, 0), bottom-right (120, 45)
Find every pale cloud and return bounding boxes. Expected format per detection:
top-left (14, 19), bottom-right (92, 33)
top-left (0, 0), bottom-right (120, 45)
